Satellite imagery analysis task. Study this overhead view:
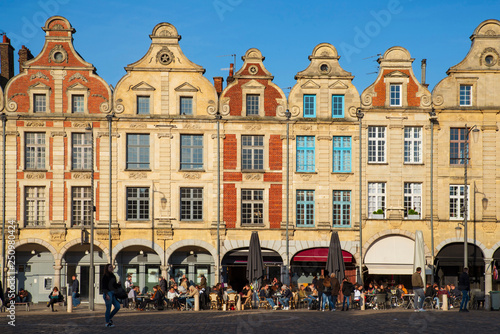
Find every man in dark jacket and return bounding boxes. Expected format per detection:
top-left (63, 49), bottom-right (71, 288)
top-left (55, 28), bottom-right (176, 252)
top-left (158, 276), bottom-right (167, 295)
top-left (412, 267), bottom-right (425, 311)
top-left (316, 275), bottom-right (324, 311)
top-left (341, 278), bottom-right (354, 311)
top-left (330, 273), bottom-right (340, 311)
top-left (71, 275), bottom-right (80, 308)
top-left (458, 267), bottom-right (470, 312)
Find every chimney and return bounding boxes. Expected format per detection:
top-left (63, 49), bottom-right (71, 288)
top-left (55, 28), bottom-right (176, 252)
top-left (18, 45), bottom-right (34, 73)
top-left (213, 76), bottom-right (224, 95)
top-left (226, 63), bottom-right (235, 85)
top-left (421, 59), bottom-right (427, 87)
top-left (0, 34), bottom-right (15, 89)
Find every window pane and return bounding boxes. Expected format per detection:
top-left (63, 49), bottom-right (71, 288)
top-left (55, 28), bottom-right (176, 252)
top-left (332, 95), bottom-right (344, 117)
top-left (72, 187), bottom-right (91, 226)
top-left (242, 135), bottom-right (264, 170)
top-left (333, 136), bottom-right (351, 172)
top-left (72, 133), bottom-right (92, 170)
top-left (72, 95), bottom-right (84, 113)
top-left (180, 134), bottom-right (203, 170)
top-left (25, 186), bottom-right (45, 226)
top-left (127, 187), bottom-right (150, 220)
top-left (296, 190), bottom-right (314, 226)
top-left (25, 133), bottom-right (45, 169)
top-left (368, 127), bottom-right (385, 163)
top-left (460, 85), bottom-right (472, 106)
top-left (34, 94), bottom-right (46, 113)
top-left (390, 84), bottom-right (401, 106)
top-left (333, 190), bottom-right (351, 227)
top-left (137, 96), bottom-right (150, 115)
top-left (297, 136), bottom-right (315, 172)
top-left (304, 95), bottom-right (316, 117)
top-left (241, 189), bottom-right (264, 224)
top-left (180, 97), bottom-right (193, 115)
top-left (127, 134), bottom-right (150, 169)
top-left (180, 188), bottom-right (203, 221)
top-left (246, 95), bottom-right (259, 115)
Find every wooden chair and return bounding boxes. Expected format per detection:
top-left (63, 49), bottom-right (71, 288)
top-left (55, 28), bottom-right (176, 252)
top-left (227, 293), bottom-right (238, 310)
top-left (209, 293), bottom-right (220, 310)
top-left (258, 297), bottom-right (271, 309)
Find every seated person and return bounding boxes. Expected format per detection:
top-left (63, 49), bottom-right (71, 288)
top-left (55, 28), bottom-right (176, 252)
top-left (186, 285), bottom-right (198, 309)
top-left (242, 284), bottom-right (252, 305)
top-left (278, 285), bottom-right (293, 310)
top-left (138, 285), bottom-right (164, 310)
top-left (17, 288), bottom-right (29, 303)
top-left (449, 284), bottom-right (461, 298)
top-left (47, 287), bottom-right (63, 312)
top-left (353, 284), bottom-right (363, 309)
top-left (167, 286), bottom-right (180, 309)
top-left (297, 285), bottom-right (307, 303)
top-left (396, 284), bottom-right (407, 298)
top-left (259, 284), bottom-right (277, 309)
top-left (304, 285), bottom-right (319, 309)
top-left (128, 286), bottom-right (139, 308)
top-left (425, 283), bottom-right (435, 299)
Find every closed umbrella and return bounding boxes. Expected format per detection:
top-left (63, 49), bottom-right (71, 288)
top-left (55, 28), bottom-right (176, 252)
top-left (246, 231), bottom-right (264, 284)
top-left (326, 231), bottom-right (345, 282)
top-left (414, 230), bottom-right (426, 288)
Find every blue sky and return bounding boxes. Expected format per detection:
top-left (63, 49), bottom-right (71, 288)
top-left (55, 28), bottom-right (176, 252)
top-left (0, 0), bottom-right (496, 95)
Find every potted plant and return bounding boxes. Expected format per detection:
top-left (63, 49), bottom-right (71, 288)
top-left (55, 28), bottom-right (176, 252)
top-left (372, 209), bottom-right (384, 219)
top-left (407, 209), bottom-right (420, 219)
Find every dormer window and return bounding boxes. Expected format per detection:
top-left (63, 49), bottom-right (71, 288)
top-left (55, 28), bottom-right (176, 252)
top-left (72, 95), bottom-right (84, 113)
top-left (459, 85), bottom-right (472, 106)
top-left (34, 94), bottom-right (46, 113)
top-left (390, 84), bottom-right (402, 106)
top-left (180, 96), bottom-right (193, 115)
top-left (137, 96), bottom-right (150, 115)
top-left (246, 94), bottom-right (259, 115)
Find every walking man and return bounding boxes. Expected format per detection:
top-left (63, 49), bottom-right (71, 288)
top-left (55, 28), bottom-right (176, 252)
top-left (458, 267), bottom-right (470, 312)
top-left (412, 267), bottom-right (425, 311)
top-left (71, 275), bottom-right (80, 308)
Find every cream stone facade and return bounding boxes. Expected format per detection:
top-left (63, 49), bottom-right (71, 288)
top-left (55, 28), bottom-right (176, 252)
top-left (1, 17), bottom-right (500, 304)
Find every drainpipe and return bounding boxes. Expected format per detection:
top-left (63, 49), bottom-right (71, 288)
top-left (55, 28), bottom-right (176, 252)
top-left (1, 113), bottom-right (6, 293)
top-left (106, 114), bottom-right (114, 262)
top-left (356, 108), bottom-right (364, 285)
top-left (429, 109), bottom-right (437, 285)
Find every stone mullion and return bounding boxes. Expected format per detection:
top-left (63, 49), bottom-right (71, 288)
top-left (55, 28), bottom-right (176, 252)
top-left (480, 127), bottom-right (496, 220)
top-left (388, 124), bottom-right (403, 219)
top-left (317, 136), bottom-right (331, 225)
top-left (50, 131), bottom-right (65, 226)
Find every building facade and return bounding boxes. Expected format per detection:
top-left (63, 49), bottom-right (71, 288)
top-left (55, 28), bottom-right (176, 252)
top-left (1, 16), bottom-right (500, 303)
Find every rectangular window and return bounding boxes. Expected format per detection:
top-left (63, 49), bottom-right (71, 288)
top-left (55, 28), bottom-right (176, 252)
top-left (126, 187), bottom-right (149, 220)
top-left (180, 134), bottom-right (203, 170)
top-left (404, 127), bottom-right (422, 163)
top-left (450, 128), bottom-right (467, 165)
top-left (450, 185), bottom-right (469, 219)
top-left (296, 136), bottom-right (315, 172)
top-left (241, 189), bottom-right (264, 225)
top-left (72, 186), bottom-right (92, 226)
top-left (332, 95), bottom-right (344, 117)
top-left (246, 94), bottom-right (259, 115)
top-left (404, 183), bottom-right (422, 218)
top-left (390, 84), bottom-right (401, 106)
top-left (333, 136), bottom-right (351, 172)
top-left (242, 135), bottom-right (264, 170)
top-left (34, 94), bottom-right (46, 113)
top-left (180, 97), bottom-right (193, 115)
top-left (333, 190), bottom-right (351, 227)
top-left (459, 85), bottom-right (472, 106)
top-left (368, 126), bottom-right (386, 163)
top-left (72, 133), bottom-right (92, 170)
top-left (25, 133), bottom-right (45, 170)
top-left (25, 186), bottom-right (45, 226)
top-left (72, 95), bottom-right (85, 113)
top-left (368, 182), bottom-right (385, 218)
top-left (137, 96), bottom-right (150, 115)
top-left (127, 134), bottom-right (150, 169)
top-left (303, 94), bottom-right (316, 117)
top-left (180, 188), bottom-right (203, 221)
top-left (296, 190), bottom-right (314, 226)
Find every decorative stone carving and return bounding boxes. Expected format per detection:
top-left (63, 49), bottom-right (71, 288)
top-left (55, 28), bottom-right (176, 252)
top-left (207, 100), bottom-right (216, 115)
top-left (25, 173), bottom-right (45, 179)
top-left (482, 222), bottom-right (497, 233)
top-left (130, 124), bottom-right (147, 129)
top-left (361, 90), bottom-right (375, 107)
top-left (480, 47), bottom-right (499, 66)
top-left (211, 134), bottom-right (225, 139)
top-left (50, 69), bottom-right (67, 80)
top-left (50, 131), bottom-right (67, 137)
top-left (73, 122), bottom-right (89, 128)
top-left (317, 136), bottom-right (332, 141)
top-left (291, 106), bottom-right (300, 117)
top-left (183, 173), bottom-right (201, 179)
top-left (68, 73), bottom-right (88, 82)
top-left (6, 99), bottom-right (18, 112)
top-left (73, 173), bottom-right (91, 179)
top-left (49, 45), bottom-right (68, 64)
top-left (158, 133), bottom-right (173, 139)
top-left (300, 174), bottom-right (312, 181)
top-left (421, 94), bottom-right (432, 107)
top-left (26, 121), bottom-right (45, 127)
top-left (30, 72), bottom-right (49, 81)
top-left (244, 124), bottom-right (261, 131)
top-left (183, 123), bottom-right (201, 129)
top-left (50, 229), bottom-right (66, 243)
top-left (299, 125), bottom-right (312, 131)
top-left (220, 98), bottom-right (230, 116)
top-left (336, 174), bottom-right (349, 182)
top-left (157, 228), bottom-right (174, 240)
top-left (114, 99), bottom-right (125, 114)
top-left (244, 174), bottom-right (262, 181)
top-left (275, 98), bottom-right (286, 117)
top-left (129, 172), bottom-right (147, 179)
top-left (96, 229), bottom-right (120, 241)
top-left (433, 95), bottom-right (444, 106)
top-left (156, 47), bottom-right (174, 65)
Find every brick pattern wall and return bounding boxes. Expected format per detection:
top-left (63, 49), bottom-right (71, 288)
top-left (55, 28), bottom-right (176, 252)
top-left (224, 183), bottom-right (237, 228)
top-left (269, 184), bottom-right (282, 229)
top-left (269, 135), bottom-right (282, 170)
top-left (223, 78), bottom-right (281, 116)
top-left (223, 134), bottom-right (237, 169)
top-left (372, 69), bottom-right (421, 107)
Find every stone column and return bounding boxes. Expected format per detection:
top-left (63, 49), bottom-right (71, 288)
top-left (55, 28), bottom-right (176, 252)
top-left (485, 258), bottom-right (493, 295)
top-left (53, 259), bottom-right (63, 289)
top-left (160, 265), bottom-right (168, 280)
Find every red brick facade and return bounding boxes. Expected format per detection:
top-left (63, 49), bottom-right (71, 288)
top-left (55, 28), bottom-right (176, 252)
top-left (371, 70), bottom-right (421, 107)
top-left (223, 134), bottom-right (237, 169)
top-left (269, 135), bottom-right (282, 170)
top-left (269, 184), bottom-right (282, 229)
top-left (223, 183), bottom-right (237, 228)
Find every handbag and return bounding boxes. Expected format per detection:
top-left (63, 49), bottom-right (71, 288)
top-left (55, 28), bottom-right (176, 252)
top-left (114, 286), bottom-right (127, 300)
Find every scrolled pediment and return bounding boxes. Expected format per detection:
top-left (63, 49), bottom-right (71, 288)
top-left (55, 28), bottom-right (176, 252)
top-left (329, 80), bottom-right (349, 89)
top-left (241, 79), bottom-right (265, 90)
top-left (384, 70), bottom-right (409, 78)
top-left (174, 82), bottom-right (198, 92)
top-left (131, 81), bottom-right (156, 91)
top-left (300, 80), bottom-right (320, 89)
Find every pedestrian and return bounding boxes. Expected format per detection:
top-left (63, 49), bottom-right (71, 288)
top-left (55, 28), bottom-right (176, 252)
top-left (101, 263), bottom-right (121, 328)
top-left (412, 267), bottom-right (425, 312)
top-left (341, 277), bottom-right (354, 311)
top-left (0, 280), bottom-right (3, 306)
top-left (458, 267), bottom-right (470, 312)
top-left (47, 287), bottom-right (63, 312)
top-left (158, 276), bottom-right (167, 295)
top-left (330, 273), bottom-right (340, 311)
top-left (71, 275), bottom-right (80, 308)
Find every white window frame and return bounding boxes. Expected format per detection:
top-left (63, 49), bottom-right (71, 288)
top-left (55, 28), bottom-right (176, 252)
top-left (404, 183), bottom-right (422, 218)
top-left (66, 83), bottom-right (89, 114)
top-left (450, 185), bottom-right (469, 220)
top-left (28, 82), bottom-right (51, 113)
top-left (25, 186), bottom-right (45, 227)
top-left (25, 132), bottom-right (46, 170)
top-left (368, 182), bottom-right (385, 219)
top-left (404, 127), bottom-right (422, 164)
top-left (459, 85), bottom-right (472, 106)
top-left (368, 126), bottom-right (386, 163)
top-left (390, 84), bottom-right (402, 106)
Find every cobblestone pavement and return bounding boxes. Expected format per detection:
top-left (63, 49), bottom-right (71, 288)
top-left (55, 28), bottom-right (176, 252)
top-left (2, 304), bottom-right (500, 334)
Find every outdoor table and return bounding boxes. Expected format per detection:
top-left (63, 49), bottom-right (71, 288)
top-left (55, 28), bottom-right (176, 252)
top-left (403, 294), bottom-right (415, 309)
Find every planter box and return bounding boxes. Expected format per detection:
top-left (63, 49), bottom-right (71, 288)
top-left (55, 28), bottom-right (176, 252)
top-left (407, 214), bottom-right (420, 220)
top-left (371, 214), bottom-right (384, 219)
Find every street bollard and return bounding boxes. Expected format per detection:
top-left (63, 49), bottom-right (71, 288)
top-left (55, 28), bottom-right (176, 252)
top-left (484, 293), bottom-right (490, 311)
top-left (67, 287), bottom-right (72, 313)
top-left (237, 296), bottom-right (241, 310)
top-left (361, 292), bottom-right (365, 310)
top-left (194, 293), bottom-right (199, 311)
top-left (442, 294), bottom-right (448, 311)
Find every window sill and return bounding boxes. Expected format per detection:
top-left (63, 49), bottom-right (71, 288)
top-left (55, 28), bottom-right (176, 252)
top-left (331, 172), bottom-right (353, 175)
top-left (403, 163), bottom-right (424, 166)
top-left (71, 169), bottom-right (93, 172)
top-left (24, 169), bottom-right (48, 172)
top-left (367, 162), bottom-right (388, 165)
top-left (241, 170), bottom-right (265, 173)
top-left (179, 169), bottom-right (205, 172)
top-left (295, 171), bottom-right (318, 174)
top-left (179, 220), bottom-right (204, 223)
top-left (240, 224), bottom-right (266, 228)
top-left (124, 169), bottom-right (151, 172)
